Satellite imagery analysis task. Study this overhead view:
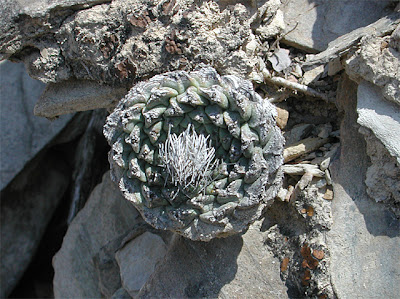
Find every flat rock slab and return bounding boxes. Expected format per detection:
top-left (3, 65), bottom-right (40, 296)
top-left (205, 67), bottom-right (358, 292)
top-left (329, 75), bottom-right (400, 299)
top-left (139, 220), bottom-right (288, 298)
top-left (34, 79), bottom-right (127, 118)
top-left (53, 171), bottom-right (141, 298)
top-left (281, 0), bottom-right (393, 52)
top-left (0, 61), bottom-right (72, 189)
top-left (116, 232), bottom-right (168, 297)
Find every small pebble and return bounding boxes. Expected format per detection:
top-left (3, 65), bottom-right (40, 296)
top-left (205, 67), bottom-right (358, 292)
top-left (277, 188), bottom-right (288, 201)
top-left (323, 188), bottom-right (333, 200)
top-left (312, 249), bottom-right (325, 260)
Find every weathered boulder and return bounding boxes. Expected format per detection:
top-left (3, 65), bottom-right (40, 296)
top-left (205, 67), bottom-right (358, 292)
top-left (0, 0), bottom-right (286, 117)
top-left (357, 81), bottom-right (400, 163)
top-left (53, 173), bottom-right (288, 298)
top-left (0, 61), bottom-right (72, 189)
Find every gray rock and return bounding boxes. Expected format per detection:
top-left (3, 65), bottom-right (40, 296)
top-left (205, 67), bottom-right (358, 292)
top-left (304, 12), bottom-right (400, 67)
top-left (281, 0), bottom-right (394, 52)
top-left (0, 0), bottom-right (111, 61)
top-left (116, 232), bottom-right (167, 297)
top-left (0, 61), bottom-right (72, 189)
top-left (35, 80), bottom-right (127, 118)
top-left (346, 33), bottom-right (400, 105)
top-left (356, 81), bottom-right (400, 216)
top-left (138, 220), bottom-right (288, 298)
top-left (111, 288), bottom-right (132, 299)
top-left (0, 0), bottom-right (272, 115)
top-left (361, 128), bottom-right (400, 218)
top-left (329, 75), bottom-right (400, 299)
top-left (53, 171), bottom-right (142, 298)
top-left (357, 81), bottom-right (400, 163)
top-left (0, 0), bottom-right (257, 85)
top-left (0, 153), bottom-right (70, 298)
top-left (284, 123), bottom-right (314, 146)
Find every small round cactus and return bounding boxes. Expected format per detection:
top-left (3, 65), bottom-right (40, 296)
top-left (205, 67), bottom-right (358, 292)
top-left (104, 66), bottom-right (284, 241)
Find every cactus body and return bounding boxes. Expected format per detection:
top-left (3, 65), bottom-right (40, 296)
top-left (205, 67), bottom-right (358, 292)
top-left (104, 66), bottom-right (284, 241)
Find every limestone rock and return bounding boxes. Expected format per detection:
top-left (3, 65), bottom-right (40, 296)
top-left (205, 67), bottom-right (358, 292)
top-left (346, 34), bottom-right (400, 105)
top-left (138, 220), bottom-right (288, 298)
top-left (357, 81), bottom-right (400, 164)
top-left (0, 61), bottom-right (72, 189)
top-left (329, 75), bottom-right (400, 299)
top-left (0, 0), bottom-right (275, 116)
top-left (0, 0), bottom-right (258, 85)
top-left (115, 232), bottom-right (168, 297)
top-left (281, 0), bottom-right (394, 52)
top-left (53, 171), bottom-right (142, 298)
top-left (361, 128), bottom-right (400, 218)
top-left (0, 153), bottom-right (70, 298)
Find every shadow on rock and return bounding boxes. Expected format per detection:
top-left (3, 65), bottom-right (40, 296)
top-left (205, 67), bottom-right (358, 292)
top-left (331, 74), bottom-right (399, 238)
top-left (139, 234), bottom-right (242, 298)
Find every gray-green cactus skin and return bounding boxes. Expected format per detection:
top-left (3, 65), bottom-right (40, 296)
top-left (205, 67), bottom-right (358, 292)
top-left (104, 66), bottom-right (284, 241)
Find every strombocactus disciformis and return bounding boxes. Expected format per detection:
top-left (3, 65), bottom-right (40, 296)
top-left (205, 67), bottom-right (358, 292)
top-left (103, 66), bottom-right (284, 241)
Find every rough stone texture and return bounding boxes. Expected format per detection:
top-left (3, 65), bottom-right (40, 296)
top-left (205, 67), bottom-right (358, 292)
top-left (0, 152), bottom-right (70, 298)
top-left (329, 75), bottom-right (400, 299)
top-left (361, 128), bottom-right (400, 218)
top-left (0, 60), bottom-right (72, 189)
top-left (104, 66), bottom-right (284, 241)
top-left (0, 0), bottom-right (258, 85)
top-left (139, 220), bottom-right (288, 298)
top-left (262, 180), bottom-right (335, 298)
top-left (0, 0), bottom-right (286, 116)
top-left (53, 171), bottom-right (142, 298)
top-left (115, 232), bottom-right (167, 297)
top-left (356, 80), bottom-right (400, 218)
top-left (281, 0), bottom-right (394, 52)
top-left (357, 81), bottom-right (400, 164)
top-left (346, 33), bottom-right (400, 105)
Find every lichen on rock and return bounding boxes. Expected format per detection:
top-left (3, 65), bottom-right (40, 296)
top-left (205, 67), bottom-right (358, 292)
top-left (104, 66), bottom-right (284, 241)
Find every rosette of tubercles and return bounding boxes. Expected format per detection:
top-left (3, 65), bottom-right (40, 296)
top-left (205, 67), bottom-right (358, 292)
top-left (104, 66), bottom-right (284, 241)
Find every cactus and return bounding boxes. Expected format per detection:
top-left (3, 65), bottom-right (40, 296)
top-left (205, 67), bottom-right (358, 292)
top-left (104, 66), bottom-right (284, 241)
